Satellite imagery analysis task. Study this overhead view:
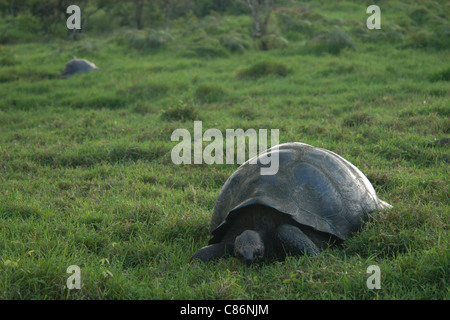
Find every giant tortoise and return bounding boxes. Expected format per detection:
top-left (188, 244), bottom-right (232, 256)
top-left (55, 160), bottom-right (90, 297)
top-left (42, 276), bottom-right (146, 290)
top-left (191, 142), bottom-right (391, 264)
top-left (60, 58), bottom-right (99, 78)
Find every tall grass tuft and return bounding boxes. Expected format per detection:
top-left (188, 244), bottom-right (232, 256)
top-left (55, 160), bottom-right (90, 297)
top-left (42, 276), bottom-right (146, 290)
top-left (237, 60), bottom-right (291, 79)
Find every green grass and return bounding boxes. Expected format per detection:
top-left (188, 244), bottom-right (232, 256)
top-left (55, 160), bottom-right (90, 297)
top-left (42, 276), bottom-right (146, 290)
top-left (0, 1), bottom-right (448, 300)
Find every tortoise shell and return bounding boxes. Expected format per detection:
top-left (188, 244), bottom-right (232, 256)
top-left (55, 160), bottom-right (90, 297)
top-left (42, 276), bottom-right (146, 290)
top-left (60, 59), bottom-right (99, 78)
top-left (209, 142), bottom-right (390, 244)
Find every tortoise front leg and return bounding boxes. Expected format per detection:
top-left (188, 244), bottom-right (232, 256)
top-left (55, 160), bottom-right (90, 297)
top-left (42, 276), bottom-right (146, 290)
top-left (275, 224), bottom-right (320, 256)
top-left (191, 242), bottom-right (233, 263)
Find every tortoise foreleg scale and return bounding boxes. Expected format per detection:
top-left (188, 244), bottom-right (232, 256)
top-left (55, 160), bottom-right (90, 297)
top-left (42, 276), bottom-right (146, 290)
top-left (275, 224), bottom-right (320, 256)
top-left (191, 242), bottom-right (234, 263)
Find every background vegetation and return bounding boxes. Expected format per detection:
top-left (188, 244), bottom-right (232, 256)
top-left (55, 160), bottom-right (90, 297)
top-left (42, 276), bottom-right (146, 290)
top-left (0, 0), bottom-right (448, 299)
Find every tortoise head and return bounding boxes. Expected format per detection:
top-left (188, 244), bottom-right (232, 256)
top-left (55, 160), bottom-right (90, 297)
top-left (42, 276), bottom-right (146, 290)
top-left (233, 230), bottom-right (265, 265)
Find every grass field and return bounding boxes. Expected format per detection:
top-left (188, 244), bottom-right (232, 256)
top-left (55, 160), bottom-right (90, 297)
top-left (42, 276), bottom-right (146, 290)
top-left (0, 1), bottom-right (448, 299)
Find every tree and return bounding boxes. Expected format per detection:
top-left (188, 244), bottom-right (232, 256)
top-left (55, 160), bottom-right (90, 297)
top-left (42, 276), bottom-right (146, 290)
top-left (133, 0), bottom-right (144, 29)
top-left (164, 0), bottom-right (171, 31)
top-left (242, 0), bottom-right (274, 39)
top-left (0, 0), bottom-right (14, 40)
